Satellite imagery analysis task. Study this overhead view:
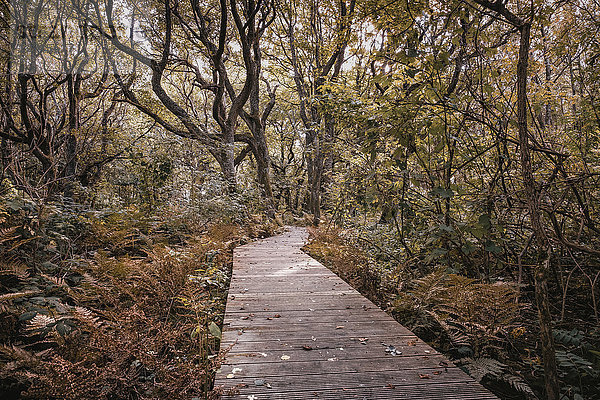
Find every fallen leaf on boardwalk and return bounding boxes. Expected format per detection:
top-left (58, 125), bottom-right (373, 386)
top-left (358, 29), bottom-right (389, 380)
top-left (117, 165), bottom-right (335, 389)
top-left (419, 374), bottom-right (431, 379)
top-left (327, 357), bottom-right (337, 361)
top-left (274, 314), bottom-right (281, 318)
top-left (280, 355), bottom-right (290, 360)
top-left (266, 317), bottom-right (273, 320)
top-left (433, 371), bottom-right (442, 375)
top-left (226, 374), bottom-right (235, 379)
top-left (386, 383), bottom-right (396, 389)
top-left (407, 340), bottom-right (416, 346)
top-left (232, 368), bottom-right (243, 373)
top-left (266, 383), bottom-right (272, 389)
top-left (335, 325), bottom-right (345, 329)
top-left (358, 337), bottom-right (369, 345)
top-left (302, 345), bottom-right (313, 351)
top-left (240, 316), bottom-right (249, 320)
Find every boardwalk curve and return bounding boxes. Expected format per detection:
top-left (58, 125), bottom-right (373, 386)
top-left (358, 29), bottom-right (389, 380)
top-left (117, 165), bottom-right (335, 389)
top-left (214, 227), bottom-right (498, 399)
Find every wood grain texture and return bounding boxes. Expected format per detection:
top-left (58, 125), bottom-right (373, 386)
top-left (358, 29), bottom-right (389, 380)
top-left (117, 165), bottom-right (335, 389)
top-left (214, 227), bottom-right (498, 399)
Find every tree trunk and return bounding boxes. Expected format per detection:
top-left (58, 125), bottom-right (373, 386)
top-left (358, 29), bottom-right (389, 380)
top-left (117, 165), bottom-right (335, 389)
top-left (217, 128), bottom-right (236, 193)
top-left (310, 131), bottom-right (323, 225)
top-left (64, 74), bottom-right (79, 198)
top-left (305, 128), bottom-right (316, 212)
top-left (321, 113), bottom-right (335, 209)
top-left (252, 133), bottom-right (275, 217)
top-left (516, 22), bottom-right (560, 400)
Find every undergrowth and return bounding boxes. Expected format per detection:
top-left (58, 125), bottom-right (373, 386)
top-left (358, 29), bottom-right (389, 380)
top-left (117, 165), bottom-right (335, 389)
top-left (0, 195), bottom-right (279, 399)
top-left (305, 225), bottom-right (600, 400)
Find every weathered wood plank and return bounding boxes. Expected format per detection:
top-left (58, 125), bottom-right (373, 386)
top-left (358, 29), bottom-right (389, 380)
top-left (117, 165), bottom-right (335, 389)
top-left (214, 227), bottom-right (498, 399)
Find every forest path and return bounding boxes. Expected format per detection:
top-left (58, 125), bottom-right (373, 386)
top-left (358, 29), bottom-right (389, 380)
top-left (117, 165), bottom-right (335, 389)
top-left (214, 226), bottom-right (498, 399)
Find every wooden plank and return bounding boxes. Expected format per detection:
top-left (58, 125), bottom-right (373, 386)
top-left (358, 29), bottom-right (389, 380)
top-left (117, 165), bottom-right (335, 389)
top-left (217, 383), bottom-right (498, 400)
top-left (221, 334), bottom-right (422, 352)
top-left (214, 227), bottom-right (498, 399)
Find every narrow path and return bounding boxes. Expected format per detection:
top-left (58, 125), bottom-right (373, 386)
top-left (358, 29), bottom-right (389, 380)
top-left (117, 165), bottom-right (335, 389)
top-left (214, 227), bottom-right (498, 399)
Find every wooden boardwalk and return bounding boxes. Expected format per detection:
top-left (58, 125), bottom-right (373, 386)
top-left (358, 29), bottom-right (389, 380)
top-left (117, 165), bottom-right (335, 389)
top-left (214, 227), bottom-right (498, 399)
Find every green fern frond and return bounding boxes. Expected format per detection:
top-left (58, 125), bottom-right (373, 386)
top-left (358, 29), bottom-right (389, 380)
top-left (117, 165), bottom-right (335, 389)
top-left (459, 357), bottom-right (536, 397)
top-left (502, 373), bottom-right (536, 397)
top-left (459, 357), bottom-right (505, 382)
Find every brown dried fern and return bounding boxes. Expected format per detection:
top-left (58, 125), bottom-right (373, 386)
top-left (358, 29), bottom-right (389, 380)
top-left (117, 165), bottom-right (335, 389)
top-left (25, 314), bottom-right (56, 332)
top-left (0, 290), bottom-right (40, 302)
top-left (72, 306), bottom-right (102, 328)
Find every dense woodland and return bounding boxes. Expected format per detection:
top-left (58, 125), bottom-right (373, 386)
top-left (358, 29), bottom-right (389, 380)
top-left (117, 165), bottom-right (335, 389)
top-left (0, 0), bottom-right (599, 399)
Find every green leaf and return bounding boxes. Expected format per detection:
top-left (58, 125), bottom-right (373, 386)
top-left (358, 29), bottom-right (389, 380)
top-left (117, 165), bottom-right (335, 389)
top-left (392, 147), bottom-right (404, 160)
top-left (478, 214), bottom-right (491, 230)
top-left (439, 224), bottom-right (454, 233)
top-left (484, 241), bottom-right (502, 254)
top-left (431, 187), bottom-right (454, 198)
top-left (425, 248), bottom-right (447, 262)
top-left (462, 242), bottom-right (476, 255)
top-left (19, 311), bottom-right (37, 321)
top-left (208, 321), bottom-right (221, 338)
top-left (56, 321), bottom-right (72, 337)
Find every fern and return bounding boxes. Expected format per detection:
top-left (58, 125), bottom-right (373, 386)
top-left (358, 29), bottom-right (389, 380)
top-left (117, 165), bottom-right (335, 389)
top-left (0, 260), bottom-right (30, 279)
top-left (25, 314), bottom-right (56, 332)
top-left (0, 226), bottom-right (18, 244)
top-left (460, 357), bottom-right (505, 381)
top-left (554, 329), bottom-right (584, 347)
top-left (72, 306), bottom-right (102, 328)
top-left (0, 344), bottom-right (39, 368)
top-left (503, 373), bottom-right (536, 397)
top-left (458, 357), bottom-right (536, 398)
top-left (555, 350), bottom-right (597, 377)
top-left (0, 290), bottom-right (39, 311)
top-left (427, 311), bottom-right (472, 347)
top-left (41, 273), bottom-right (68, 287)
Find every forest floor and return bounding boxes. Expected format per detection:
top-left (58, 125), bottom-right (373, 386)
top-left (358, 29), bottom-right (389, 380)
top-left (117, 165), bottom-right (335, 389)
top-left (0, 199), bottom-right (280, 400)
top-left (1, 201), bottom-right (599, 400)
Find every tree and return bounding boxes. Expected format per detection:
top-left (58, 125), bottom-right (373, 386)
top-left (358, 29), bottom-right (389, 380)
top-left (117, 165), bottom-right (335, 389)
top-left (276, 0), bottom-right (356, 224)
top-left (84, 0), bottom-right (276, 205)
top-left (462, 2), bottom-right (559, 398)
top-left (0, 0), bottom-right (118, 200)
